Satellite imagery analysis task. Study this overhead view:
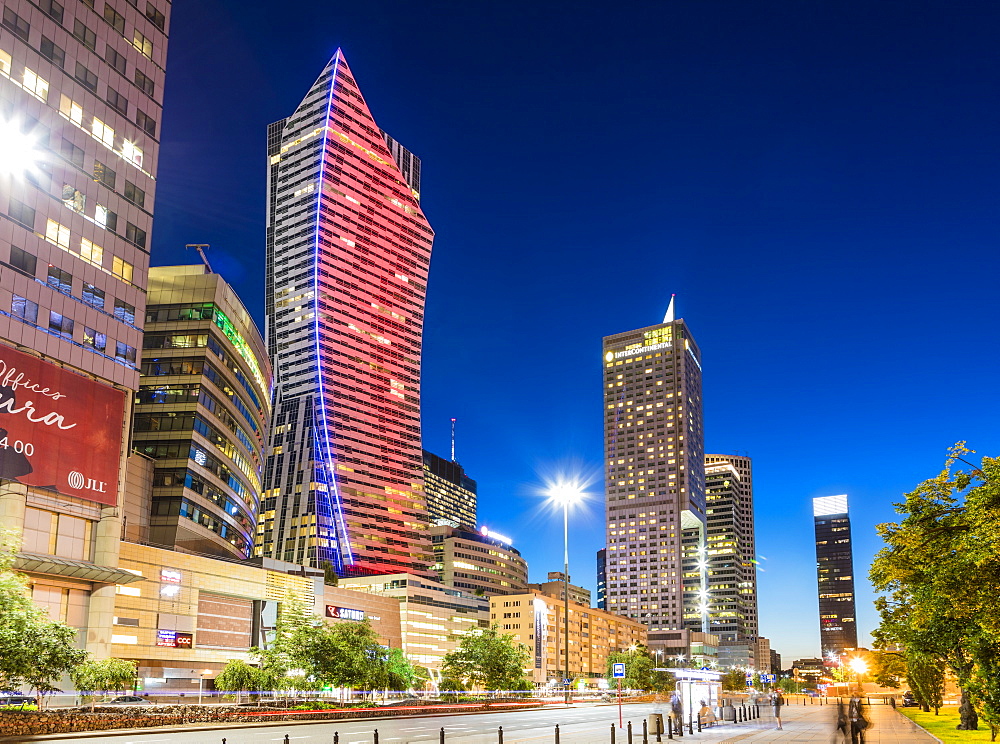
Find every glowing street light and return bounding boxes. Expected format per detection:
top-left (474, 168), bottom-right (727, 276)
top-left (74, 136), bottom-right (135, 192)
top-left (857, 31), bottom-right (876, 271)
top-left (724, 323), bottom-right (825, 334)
top-left (545, 478), bottom-right (585, 705)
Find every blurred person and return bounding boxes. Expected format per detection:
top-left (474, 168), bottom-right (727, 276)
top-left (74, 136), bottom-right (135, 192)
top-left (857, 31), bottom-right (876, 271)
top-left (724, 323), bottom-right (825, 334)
top-left (848, 691), bottom-right (870, 743)
top-left (772, 688), bottom-right (785, 730)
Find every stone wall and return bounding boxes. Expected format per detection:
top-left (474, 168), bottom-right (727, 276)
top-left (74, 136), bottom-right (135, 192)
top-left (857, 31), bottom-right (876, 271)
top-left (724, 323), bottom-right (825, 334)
top-left (0, 702), bottom-right (544, 739)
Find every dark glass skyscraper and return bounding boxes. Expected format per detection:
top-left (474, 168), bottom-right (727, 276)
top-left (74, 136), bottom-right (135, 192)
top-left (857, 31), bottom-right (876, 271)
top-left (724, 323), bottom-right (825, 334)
top-left (259, 50), bottom-right (434, 576)
top-left (422, 449), bottom-right (477, 528)
top-left (813, 495), bottom-right (858, 658)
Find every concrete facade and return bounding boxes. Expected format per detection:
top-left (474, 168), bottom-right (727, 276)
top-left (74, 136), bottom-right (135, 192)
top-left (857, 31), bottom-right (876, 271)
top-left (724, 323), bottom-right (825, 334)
top-left (430, 523), bottom-right (528, 597)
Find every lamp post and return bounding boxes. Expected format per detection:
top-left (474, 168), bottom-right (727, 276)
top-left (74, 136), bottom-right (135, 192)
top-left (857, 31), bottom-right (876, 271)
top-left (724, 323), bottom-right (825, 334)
top-left (547, 482), bottom-right (584, 705)
top-left (849, 657), bottom-right (868, 692)
top-left (198, 669), bottom-right (212, 706)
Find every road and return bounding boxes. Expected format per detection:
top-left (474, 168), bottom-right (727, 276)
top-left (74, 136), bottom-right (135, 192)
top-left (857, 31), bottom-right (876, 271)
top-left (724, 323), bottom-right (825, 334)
top-left (37, 702), bottom-right (694, 744)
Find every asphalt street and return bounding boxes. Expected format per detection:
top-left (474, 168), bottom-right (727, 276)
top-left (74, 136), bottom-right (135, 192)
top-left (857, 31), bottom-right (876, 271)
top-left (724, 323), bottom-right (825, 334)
top-left (36, 702), bottom-right (731, 744)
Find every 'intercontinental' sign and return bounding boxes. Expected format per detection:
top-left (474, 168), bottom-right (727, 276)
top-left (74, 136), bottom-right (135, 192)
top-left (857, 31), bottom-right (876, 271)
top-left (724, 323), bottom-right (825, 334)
top-left (606, 340), bottom-right (673, 361)
top-left (0, 345), bottom-right (125, 505)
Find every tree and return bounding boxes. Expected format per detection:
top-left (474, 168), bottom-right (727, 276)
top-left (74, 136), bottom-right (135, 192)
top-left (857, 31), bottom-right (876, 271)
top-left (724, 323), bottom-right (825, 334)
top-left (869, 650), bottom-right (906, 689)
top-left (441, 626), bottom-right (530, 691)
top-left (721, 669), bottom-right (747, 692)
top-left (605, 645), bottom-right (655, 691)
top-left (71, 659), bottom-right (137, 709)
top-left (0, 535), bottom-right (88, 704)
top-left (870, 445), bottom-right (1000, 738)
top-left (215, 659), bottom-right (268, 705)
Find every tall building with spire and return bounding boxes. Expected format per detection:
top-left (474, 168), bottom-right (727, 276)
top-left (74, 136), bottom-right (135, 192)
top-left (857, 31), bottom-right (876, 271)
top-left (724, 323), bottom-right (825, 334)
top-left (258, 51), bottom-right (434, 576)
top-left (602, 298), bottom-right (706, 631)
top-left (813, 494), bottom-right (858, 658)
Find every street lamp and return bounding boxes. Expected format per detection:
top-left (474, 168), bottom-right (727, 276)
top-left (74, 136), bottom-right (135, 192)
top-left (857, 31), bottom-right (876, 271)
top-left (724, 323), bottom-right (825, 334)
top-left (849, 657), bottom-right (868, 691)
top-left (198, 669), bottom-right (212, 706)
top-left (546, 481), bottom-right (585, 705)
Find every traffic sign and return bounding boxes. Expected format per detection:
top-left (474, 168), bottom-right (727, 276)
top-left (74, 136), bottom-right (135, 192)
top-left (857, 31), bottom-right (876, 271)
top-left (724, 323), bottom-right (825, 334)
top-left (563, 678), bottom-right (571, 685)
top-left (612, 663), bottom-right (626, 678)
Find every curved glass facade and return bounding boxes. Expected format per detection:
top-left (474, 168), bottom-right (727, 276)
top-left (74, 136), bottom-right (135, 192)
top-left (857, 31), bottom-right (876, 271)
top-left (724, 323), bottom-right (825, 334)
top-left (135, 267), bottom-right (271, 560)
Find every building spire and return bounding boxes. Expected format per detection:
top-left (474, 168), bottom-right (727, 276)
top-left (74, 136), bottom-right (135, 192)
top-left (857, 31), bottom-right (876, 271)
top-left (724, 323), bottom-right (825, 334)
top-left (450, 418), bottom-right (457, 462)
top-left (663, 294), bottom-right (676, 323)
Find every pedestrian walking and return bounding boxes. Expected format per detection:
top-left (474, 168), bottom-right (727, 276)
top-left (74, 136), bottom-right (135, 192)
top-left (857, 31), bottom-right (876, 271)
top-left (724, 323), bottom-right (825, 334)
top-left (772, 689), bottom-right (785, 730)
top-left (833, 701), bottom-right (849, 743)
top-left (670, 690), bottom-right (684, 735)
top-left (848, 691), bottom-right (869, 744)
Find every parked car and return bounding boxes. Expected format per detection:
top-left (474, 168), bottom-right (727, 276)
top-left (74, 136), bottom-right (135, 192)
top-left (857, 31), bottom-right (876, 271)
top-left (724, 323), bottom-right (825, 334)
top-left (902, 691), bottom-right (917, 707)
top-left (104, 696), bottom-right (150, 705)
top-left (0, 693), bottom-right (34, 706)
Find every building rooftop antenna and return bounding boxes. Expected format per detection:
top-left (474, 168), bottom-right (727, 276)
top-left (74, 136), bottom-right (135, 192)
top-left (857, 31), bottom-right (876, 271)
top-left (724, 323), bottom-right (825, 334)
top-left (450, 418), bottom-right (457, 462)
top-left (186, 244), bottom-right (214, 274)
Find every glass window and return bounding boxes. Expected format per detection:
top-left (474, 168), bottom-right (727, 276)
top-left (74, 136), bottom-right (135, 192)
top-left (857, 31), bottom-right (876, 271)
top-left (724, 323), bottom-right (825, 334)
top-left (106, 47), bottom-right (127, 75)
top-left (134, 69), bottom-right (154, 97)
top-left (94, 161), bottom-right (116, 189)
top-left (40, 36), bottom-right (66, 68)
top-left (136, 110), bottom-right (156, 137)
top-left (8, 198), bottom-right (35, 229)
top-left (62, 184), bottom-right (86, 213)
top-left (116, 341), bottom-right (137, 364)
top-left (124, 180), bottom-right (145, 207)
top-left (106, 88), bottom-right (128, 115)
top-left (47, 265), bottom-right (73, 295)
top-left (2, 8), bottom-right (29, 42)
top-left (11, 296), bottom-right (38, 324)
top-left (59, 95), bottom-right (83, 126)
top-left (22, 69), bottom-right (49, 101)
top-left (114, 298), bottom-right (136, 324)
top-left (122, 140), bottom-right (142, 167)
top-left (83, 326), bottom-right (107, 352)
top-left (45, 219), bottom-right (70, 249)
top-left (103, 5), bottom-right (125, 34)
top-left (82, 283), bottom-right (106, 310)
top-left (112, 256), bottom-right (134, 282)
top-left (8, 246), bottom-right (37, 276)
top-left (73, 20), bottom-right (97, 51)
top-left (49, 311), bottom-right (74, 339)
top-left (91, 118), bottom-right (114, 147)
top-left (132, 31), bottom-right (152, 57)
top-left (125, 222), bottom-right (146, 249)
top-left (74, 62), bottom-right (98, 92)
top-left (95, 204), bottom-right (119, 232)
top-left (80, 238), bottom-right (104, 266)
top-left (40, 0), bottom-right (64, 23)
top-left (60, 138), bottom-right (85, 169)
top-left (145, 2), bottom-right (165, 30)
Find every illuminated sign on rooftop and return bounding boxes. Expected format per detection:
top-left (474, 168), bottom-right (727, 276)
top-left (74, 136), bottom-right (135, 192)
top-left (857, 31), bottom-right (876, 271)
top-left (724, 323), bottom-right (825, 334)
top-left (480, 526), bottom-right (512, 545)
top-left (813, 495), bottom-right (849, 516)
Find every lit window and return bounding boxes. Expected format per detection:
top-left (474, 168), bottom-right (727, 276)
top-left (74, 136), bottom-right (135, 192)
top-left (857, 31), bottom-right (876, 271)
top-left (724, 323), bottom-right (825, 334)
top-left (80, 238), bottom-right (103, 266)
top-left (0, 49), bottom-right (11, 76)
top-left (45, 219), bottom-right (70, 249)
top-left (112, 256), bottom-right (134, 283)
top-left (122, 140), bottom-right (143, 167)
top-left (22, 69), bottom-right (49, 101)
top-left (92, 118), bottom-right (114, 147)
top-left (132, 30), bottom-right (152, 57)
top-left (59, 95), bottom-right (83, 125)
top-left (62, 184), bottom-right (85, 213)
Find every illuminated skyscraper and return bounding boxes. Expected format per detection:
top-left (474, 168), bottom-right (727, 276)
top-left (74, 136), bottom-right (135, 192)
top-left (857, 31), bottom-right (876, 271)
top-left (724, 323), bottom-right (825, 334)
top-left (602, 299), bottom-right (706, 631)
top-left (423, 449), bottom-right (477, 528)
top-left (259, 51), bottom-right (434, 576)
top-left (813, 494), bottom-right (858, 658)
top-left (688, 454), bottom-right (757, 641)
top-left (1, 0), bottom-right (169, 658)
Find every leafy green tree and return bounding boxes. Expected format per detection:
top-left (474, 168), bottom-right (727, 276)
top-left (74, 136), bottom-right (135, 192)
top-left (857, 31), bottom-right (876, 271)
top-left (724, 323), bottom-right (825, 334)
top-left (605, 645), bottom-right (655, 691)
top-left (870, 445), bottom-right (1000, 737)
top-left (721, 669), bottom-right (747, 691)
top-left (71, 659), bottom-right (137, 709)
top-left (441, 626), bottom-right (530, 691)
top-left (372, 647), bottom-right (418, 691)
top-left (215, 659), bottom-right (268, 705)
top-left (869, 650), bottom-right (905, 689)
top-left (0, 536), bottom-right (88, 704)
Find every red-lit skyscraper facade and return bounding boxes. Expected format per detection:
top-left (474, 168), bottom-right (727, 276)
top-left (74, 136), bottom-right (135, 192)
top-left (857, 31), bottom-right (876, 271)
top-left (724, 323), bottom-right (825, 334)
top-left (259, 51), bottom-right (434, 576)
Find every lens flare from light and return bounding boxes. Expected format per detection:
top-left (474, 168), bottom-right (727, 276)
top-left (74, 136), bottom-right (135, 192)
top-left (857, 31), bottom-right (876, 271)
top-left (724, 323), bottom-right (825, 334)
top-left (0, 119), bottom-right (43, 180)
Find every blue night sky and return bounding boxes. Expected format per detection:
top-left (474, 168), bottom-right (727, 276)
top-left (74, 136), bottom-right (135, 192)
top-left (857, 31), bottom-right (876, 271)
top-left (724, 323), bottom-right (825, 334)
top-left (151, 1), bottom-right (1000, 662)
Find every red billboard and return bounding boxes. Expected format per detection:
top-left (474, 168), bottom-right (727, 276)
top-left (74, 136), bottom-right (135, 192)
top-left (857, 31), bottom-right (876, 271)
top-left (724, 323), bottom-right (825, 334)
top-left (0, 344), bottom-right (125, 506)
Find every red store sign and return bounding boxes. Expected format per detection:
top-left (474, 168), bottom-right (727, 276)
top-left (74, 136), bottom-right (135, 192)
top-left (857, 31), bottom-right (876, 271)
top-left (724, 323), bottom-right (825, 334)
top-left (0, 345), bottom-right (125, 506)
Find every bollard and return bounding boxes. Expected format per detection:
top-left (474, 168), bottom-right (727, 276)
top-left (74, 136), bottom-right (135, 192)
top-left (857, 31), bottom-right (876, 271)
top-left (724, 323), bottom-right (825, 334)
top-left (498, 725), bottom-right (504, 744)
top-left (697, 715), bottom-right (702, 733)
top-left (688, 718), bottom-right (693, 736)
top-left (285, 736), bottom-right (291, 744)
top-left (556, 724), bottom-right (560, 744)
top-left (643, 718), bottom-right (649, 744)
top-left (667, 717), bottom-right (673, 740)
top-left (374, 729), bottom-right (379, 744)
top-left (336, 734), bottom-right (340, 744)
top-left (612, 723), bottom-right (616, 743)
top-left (628, 720), bottom-right (633, 744)
top-left (440, 727), bottom-right (445, 744)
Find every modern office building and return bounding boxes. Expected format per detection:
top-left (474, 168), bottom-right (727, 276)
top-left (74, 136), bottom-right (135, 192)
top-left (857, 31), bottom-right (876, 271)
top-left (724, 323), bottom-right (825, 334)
top-left (259, 50), bottom-right (435, 576)
top-left (423, 449), bottom-right (476, 528)
top-left (339, 573), bottom-right (489, 678)
top-left (132, 265), bottom-right (271, 561)
top-left (603, 299), bottom-right (706, 631)
top-left (770, 648), bottom-right (782, 673)
top-left (596, 548), bottom-right (607, 610)
top-left (492, 591), bottom-right (647, 686)
top-left (528, 571), bottom-right (592, 606)
top-left (1, 0), bottom-right (169, 658)
top-left (430, 522), bottom-right (528, 596)
top-left (647, 629), bottom-right (719, 667)
top-left (687, 454), bottom-right (757, 641)
top-left (813, 495), bottom-right (858, 658)
top-left (755, 636), bottom-right (772, 673)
